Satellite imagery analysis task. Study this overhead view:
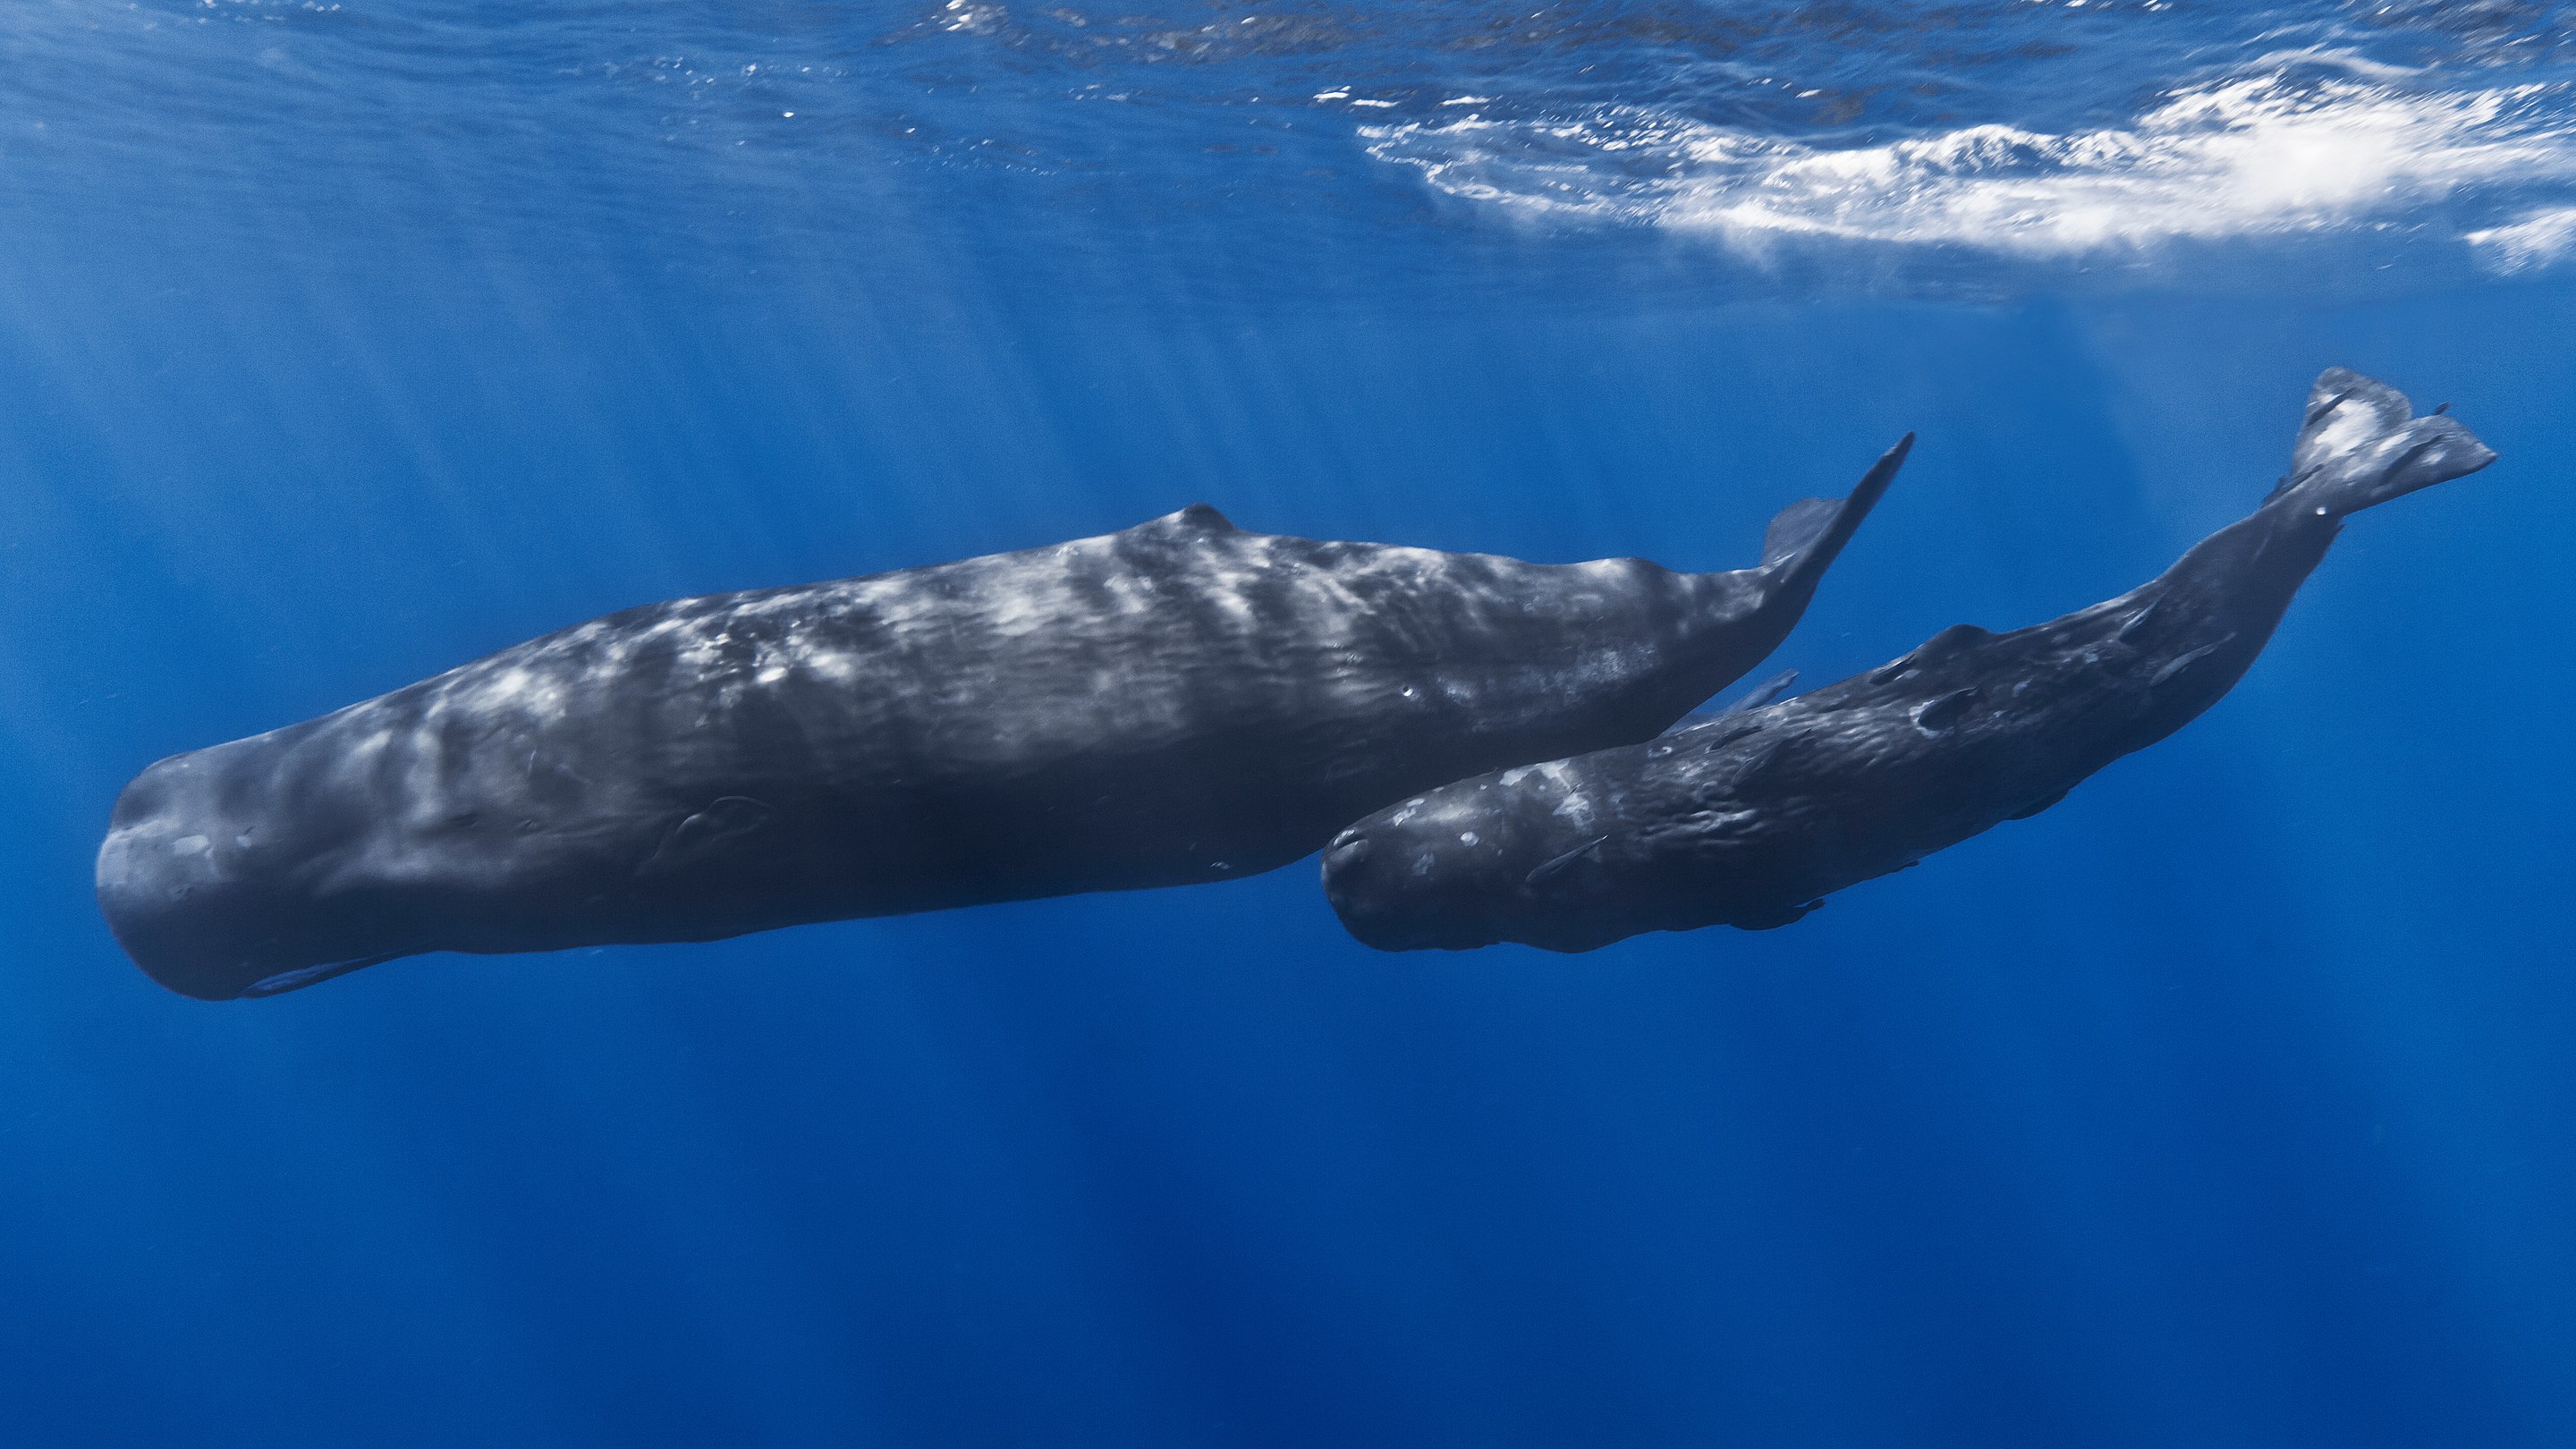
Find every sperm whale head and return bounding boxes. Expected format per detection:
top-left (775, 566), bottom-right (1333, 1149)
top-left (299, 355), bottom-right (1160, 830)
top-left (94, 738), bottom-right (396, 1000)
top-left (1318, 793), bottom-right (1525, 953)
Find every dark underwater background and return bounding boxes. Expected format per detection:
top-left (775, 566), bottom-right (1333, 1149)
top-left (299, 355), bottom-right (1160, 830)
top-left (7, 2), bottom-right (2576, 1445)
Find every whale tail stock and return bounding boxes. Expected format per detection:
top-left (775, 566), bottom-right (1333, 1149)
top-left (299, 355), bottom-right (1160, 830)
top-left (2281, 369), bottom-right (2496, 519)
top-left (1757, 434), bottom-right (1914, 596)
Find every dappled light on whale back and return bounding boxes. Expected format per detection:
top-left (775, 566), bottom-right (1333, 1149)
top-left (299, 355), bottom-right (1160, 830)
top-left (94, 448), bottom-right (1904, 998)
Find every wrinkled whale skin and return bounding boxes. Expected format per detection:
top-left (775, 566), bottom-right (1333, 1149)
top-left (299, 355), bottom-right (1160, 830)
top-left (99, 443), bottom-right (1907, 997)
top-left (1323, 371), bottom-right (2496, 953)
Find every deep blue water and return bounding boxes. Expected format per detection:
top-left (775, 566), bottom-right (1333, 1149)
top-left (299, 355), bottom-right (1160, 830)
top-left (8, 3), bottom-right (2576, 1445)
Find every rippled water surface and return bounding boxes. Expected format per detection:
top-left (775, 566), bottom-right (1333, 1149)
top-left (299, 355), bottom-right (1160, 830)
top-left (5, 4), bottom-right (2576, 1447)
top-left (14, 0), bottom-right (2576, 295)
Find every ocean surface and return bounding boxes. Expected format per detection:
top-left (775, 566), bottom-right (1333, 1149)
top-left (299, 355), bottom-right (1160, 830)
top-left (7, 2), bottom-right (2576, 1445)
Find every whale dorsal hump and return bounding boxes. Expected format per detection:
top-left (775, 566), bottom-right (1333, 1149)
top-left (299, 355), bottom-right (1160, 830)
top-left (1913, 623), bottom-right (1993, 662)
top-left (1141, 504), bottom-right (1239, 537)
top-left (1867, 623), bottom-right (1993, 686)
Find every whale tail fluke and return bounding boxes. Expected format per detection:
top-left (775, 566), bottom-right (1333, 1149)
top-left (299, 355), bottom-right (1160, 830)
top-left (2284, 369), bottom-right (2496, 518)
top-left (1759, 434), bottom-right (1913, 593)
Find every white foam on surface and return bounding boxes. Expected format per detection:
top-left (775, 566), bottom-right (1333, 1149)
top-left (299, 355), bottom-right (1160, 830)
top-left (1361, 72), bottom-right (2576, 261)
top-left (2465, 206), bottom-right (2576, 273)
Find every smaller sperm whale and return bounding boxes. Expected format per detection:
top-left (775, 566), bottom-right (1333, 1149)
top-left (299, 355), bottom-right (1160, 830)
top-left (1322, 369), bottom-right (2496, 953)
top-left (98, 439), bottom-right (1910, 998)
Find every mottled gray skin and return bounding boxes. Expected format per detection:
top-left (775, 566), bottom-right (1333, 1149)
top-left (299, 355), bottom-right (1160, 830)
top-left (98, 441), bottom-right (1908, 997)
top-left (1324, 370), bottom-right (2496, 953)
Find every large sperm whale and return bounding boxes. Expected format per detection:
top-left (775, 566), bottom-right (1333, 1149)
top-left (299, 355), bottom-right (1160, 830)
top-left (97, 442), bottom-right (1910, 998)
top-left (1322, 370), bottom-right (2494, 953)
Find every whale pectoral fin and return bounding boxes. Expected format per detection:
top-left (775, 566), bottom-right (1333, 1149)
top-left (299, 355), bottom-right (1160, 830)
top-left (1662, 669), bottom-right (1801, 735)
top-left (1716, 667), bottom-right (1800, 716)
top-left (638, 796), bottom-right (777, 877)
top-left (241, 953), bottom-right (396, 998)
top-left (1734, 897), bottom-right (1825, 931)
top-left (2004, 788), bottom-right (2069, 821)
top-left (1523, 835), bottom-right (1611, 894)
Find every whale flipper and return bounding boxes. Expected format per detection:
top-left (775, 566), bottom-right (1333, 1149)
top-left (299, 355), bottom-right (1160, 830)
top-left (1524, 835), bottom-right (1610, 892)
top-left (1734, 897), bottom-right (1825, 931)
top-left (1661, 668), bottom-right (1801, 736)
top-left (242, 953), bottom-right (395, 998)
top-left (1722, 668), bottom-right (1801, 715)
top-left (638, 796), bottom-right (776, 877)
